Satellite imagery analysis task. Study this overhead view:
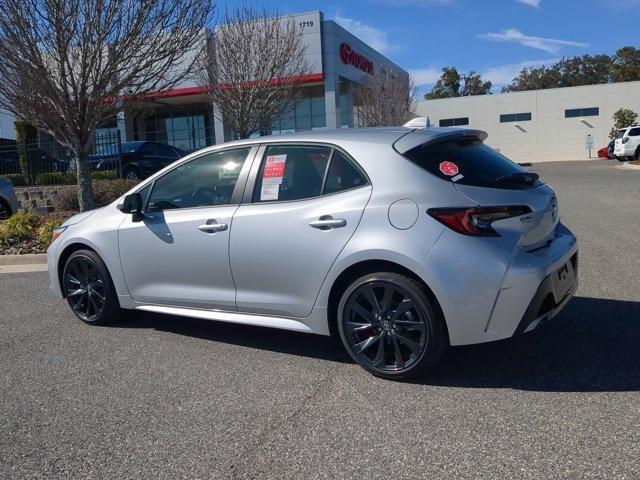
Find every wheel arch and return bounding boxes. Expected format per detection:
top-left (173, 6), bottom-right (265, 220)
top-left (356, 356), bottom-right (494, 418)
top-left (326, 259), bottom-right (449, 343)
top-left (57, 242), bottom-right (99, 298)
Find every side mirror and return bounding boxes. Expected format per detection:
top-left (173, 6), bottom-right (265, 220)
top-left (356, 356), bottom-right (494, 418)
top-left (118, 192), bottom-right (144, 222)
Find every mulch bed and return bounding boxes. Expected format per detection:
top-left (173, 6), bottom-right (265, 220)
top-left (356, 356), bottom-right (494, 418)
top-left (0, 239), bottom-right (47, 255)
top-left (0, 210), bottom-right (77, 256)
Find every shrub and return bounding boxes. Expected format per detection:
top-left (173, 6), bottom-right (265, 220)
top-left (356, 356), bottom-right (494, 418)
top-left (0, 213), bottom-right (40, 246)
top-left (54, 187), bottom-right (80, 212)
top-left (37, 217), bottom-right (65, 245)
top-left (35, 172), bottom-right (76, 185)
top-left (94, 179), bottom-right (138, 207)
top-left (91, 170), bottom-right (118, 181)
top-left (53, 179), bottom-right (138, 212)
top-left (0, 173), bottom-right (28, 186)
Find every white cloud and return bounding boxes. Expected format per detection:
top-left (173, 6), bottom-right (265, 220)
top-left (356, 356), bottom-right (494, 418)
top-left (409, 67), bottom-right (442, 86)
top-left (479, 29), bottom-right (588, 54)
top-left (481, 58), bottom-right (559, 85)
top-left (516, 0), bottom-right (540, 7)
top-left (334, 16), bottom-right (393, 54)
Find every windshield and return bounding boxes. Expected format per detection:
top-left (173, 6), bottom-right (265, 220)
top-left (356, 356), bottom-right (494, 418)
top-left (617, 129), bottom-right (627, 139)
top-left (403, 139), bottom-right (541, 190)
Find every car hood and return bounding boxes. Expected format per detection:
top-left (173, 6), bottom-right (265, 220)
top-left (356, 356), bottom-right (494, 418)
top-left (61, 208), bottom-right (102, 227)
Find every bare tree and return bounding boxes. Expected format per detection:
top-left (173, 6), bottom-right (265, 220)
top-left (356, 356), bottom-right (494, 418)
top-left (197, 3), bottom-right (312, 140)
top-left (0, 0), bottom-right (215, 211)
top-left (355, 71), bottom-right (417, 127)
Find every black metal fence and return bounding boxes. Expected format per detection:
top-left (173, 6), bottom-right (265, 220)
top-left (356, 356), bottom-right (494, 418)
top-left (0, 131), bottom-right (122, 186)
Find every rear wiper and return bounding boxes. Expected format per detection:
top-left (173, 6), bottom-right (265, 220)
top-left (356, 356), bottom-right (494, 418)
top-left (494, 172), bottom-right (539, 186)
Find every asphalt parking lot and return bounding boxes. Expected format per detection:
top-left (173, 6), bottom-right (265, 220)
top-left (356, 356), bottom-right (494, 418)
top-left (2, 159), bottom-right (640, 479)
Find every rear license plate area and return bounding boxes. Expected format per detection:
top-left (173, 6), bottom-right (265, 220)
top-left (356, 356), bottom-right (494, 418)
top-left (551, 255), bottom-right (576, 301)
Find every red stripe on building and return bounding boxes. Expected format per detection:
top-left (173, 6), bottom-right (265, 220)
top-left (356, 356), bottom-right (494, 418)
top-left (146, 73), bottom-right (325, 99)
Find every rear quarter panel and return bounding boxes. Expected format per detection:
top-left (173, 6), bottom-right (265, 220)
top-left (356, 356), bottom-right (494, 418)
top-left (314, 143), bottom-right (469, 309)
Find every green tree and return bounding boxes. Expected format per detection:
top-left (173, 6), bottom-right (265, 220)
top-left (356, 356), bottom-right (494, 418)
top-left (609, 108), bottom-right (639, 140)
top-left (425, 67), bottom-right (462, 99)
top-left (612, 46), bottom-right (640, 83)
top-left (462, 71), bottom-right (492, 96)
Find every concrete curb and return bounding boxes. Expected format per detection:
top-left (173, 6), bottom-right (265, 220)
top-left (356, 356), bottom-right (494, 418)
top-left (0, 253), bottom-right (47, 266)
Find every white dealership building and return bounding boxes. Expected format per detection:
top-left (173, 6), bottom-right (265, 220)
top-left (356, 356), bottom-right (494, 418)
top-left (415, 81), bottom-right (640, 163)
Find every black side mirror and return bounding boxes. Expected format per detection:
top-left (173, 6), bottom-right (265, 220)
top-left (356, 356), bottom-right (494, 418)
top-left (118, 192), bottom-right (144, 222)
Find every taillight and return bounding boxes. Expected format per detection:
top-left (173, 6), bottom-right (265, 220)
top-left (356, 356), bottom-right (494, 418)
top-left (622, 137), bottom-right (629, 144)
top-left (427, 206), bottom-right (532, 237)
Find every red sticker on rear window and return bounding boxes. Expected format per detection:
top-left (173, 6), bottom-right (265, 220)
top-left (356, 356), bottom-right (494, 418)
top-left (439, 161), bottom-right (459, 176)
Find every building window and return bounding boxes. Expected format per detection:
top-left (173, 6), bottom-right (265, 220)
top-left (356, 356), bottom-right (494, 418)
top-left (500, 112), bottom-right (532, 123)
top-left (133, 103), bottom-right (214, 152)
top-left (565, 107), bottom-right (599, 118)
top-left (269, 85), bottom-right (326, 135)
top-left (439, 117), bottom-right (469, 127)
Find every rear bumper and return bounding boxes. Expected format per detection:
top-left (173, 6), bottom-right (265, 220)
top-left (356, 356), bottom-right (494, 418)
top-left (419, 222), bottom-right (578, 346)
top-left (513, 252), bottom-right (578, 335)
top-left (614, 145), bottom-right (633, 157)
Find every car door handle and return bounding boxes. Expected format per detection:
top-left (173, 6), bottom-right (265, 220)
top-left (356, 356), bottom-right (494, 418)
top-left (198, 221), bottom-right (228, 233)
top-left (309, 216), bottom-right (347, 230)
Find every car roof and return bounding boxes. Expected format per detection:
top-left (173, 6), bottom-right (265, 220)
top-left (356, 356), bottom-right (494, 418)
top-left (210, 126), bottom-right (486, 153)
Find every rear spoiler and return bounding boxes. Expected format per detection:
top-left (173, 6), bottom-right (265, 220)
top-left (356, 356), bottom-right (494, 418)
top-left (393, 128), bottom-right (488, 155)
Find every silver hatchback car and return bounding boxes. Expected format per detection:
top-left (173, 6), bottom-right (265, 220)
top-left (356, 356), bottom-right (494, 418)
top-left (48, 125), bottom-right (578, 379)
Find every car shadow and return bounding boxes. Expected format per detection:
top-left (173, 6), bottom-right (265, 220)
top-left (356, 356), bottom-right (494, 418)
top-left (113, 310), bottom-right (350, 364)
top-left (422, 296), bottom-right (640, 392)
top-left (112, 296), bottom-right (640, 392)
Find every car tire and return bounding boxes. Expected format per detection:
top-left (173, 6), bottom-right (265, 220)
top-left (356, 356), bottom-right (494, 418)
top-left (62, 249), bottom-right (121, 325)
top-left (337, 272), bottom-right (448, 380)
top-left (0, 198), bottom-right (11, 220)
top-left (123, 167), bottom-right (142, 181)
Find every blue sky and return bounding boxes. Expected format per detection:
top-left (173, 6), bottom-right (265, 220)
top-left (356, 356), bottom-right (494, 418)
top-left (227, 0), bottom-right (640, 92)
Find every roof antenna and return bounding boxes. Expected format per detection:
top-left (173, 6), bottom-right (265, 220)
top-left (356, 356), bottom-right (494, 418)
top-left (403, 117), bottom-right (431, 129)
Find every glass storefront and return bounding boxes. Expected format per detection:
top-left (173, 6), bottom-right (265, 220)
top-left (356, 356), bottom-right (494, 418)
top-left (132, 103), bottom-right (214, 152)
top-left (269, 85), bottom-right (327, 135)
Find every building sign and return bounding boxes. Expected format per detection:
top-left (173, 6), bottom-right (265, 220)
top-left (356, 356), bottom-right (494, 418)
top-left (340, 43), bottom-right (374, 75)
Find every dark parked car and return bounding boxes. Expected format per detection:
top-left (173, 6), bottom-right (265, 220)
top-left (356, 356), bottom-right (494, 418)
top-left (0, 143), bottom-right (70, 178)
top-left (92, 141), bottom-right (186, 180)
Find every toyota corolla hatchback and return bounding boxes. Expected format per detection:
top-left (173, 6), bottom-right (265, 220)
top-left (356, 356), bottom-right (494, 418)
top-left (48, 124), bottom-right (578, 379)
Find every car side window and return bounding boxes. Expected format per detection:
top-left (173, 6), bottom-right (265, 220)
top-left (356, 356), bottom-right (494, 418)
top-left (146, 147), bottom-right (250, 212)
top-left (253, 145), bottom-right (331, 202)
top-left (140, 143), bottom-right (157, 156)
top-left (324, 150), bottom-right (367, 195)
top-left (628, 128), bottom-right (640, 137)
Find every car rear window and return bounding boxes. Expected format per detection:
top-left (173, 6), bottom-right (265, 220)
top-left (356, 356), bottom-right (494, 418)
top-left (403, 138), bottom-right (540, 189)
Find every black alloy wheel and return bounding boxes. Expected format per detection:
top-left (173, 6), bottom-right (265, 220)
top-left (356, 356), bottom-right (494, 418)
top-left (338, 272), bottom-right (447, 379)
top-left (63, 250), bottom-right (120, 324)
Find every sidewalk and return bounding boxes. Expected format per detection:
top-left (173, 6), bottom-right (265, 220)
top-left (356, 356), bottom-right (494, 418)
top-left (0, 254), bottom-right (48, 273)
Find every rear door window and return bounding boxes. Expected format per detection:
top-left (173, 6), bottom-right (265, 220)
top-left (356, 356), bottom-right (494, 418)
top-left (324, 151), bottom-right (367, 195)
top-left (253, 145), bottom-right (331, 202)
top-left (403, 139), bottom-right (540, 190)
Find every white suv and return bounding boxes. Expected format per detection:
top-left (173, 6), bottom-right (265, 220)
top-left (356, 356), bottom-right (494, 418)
top-left (614, 125), bottom-right (640, 161)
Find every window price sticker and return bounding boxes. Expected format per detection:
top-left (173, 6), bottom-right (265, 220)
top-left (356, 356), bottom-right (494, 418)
top-left (261, 154), bottom-right (287, 200)
top-left (262, 154), bottom-right (287, 185)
